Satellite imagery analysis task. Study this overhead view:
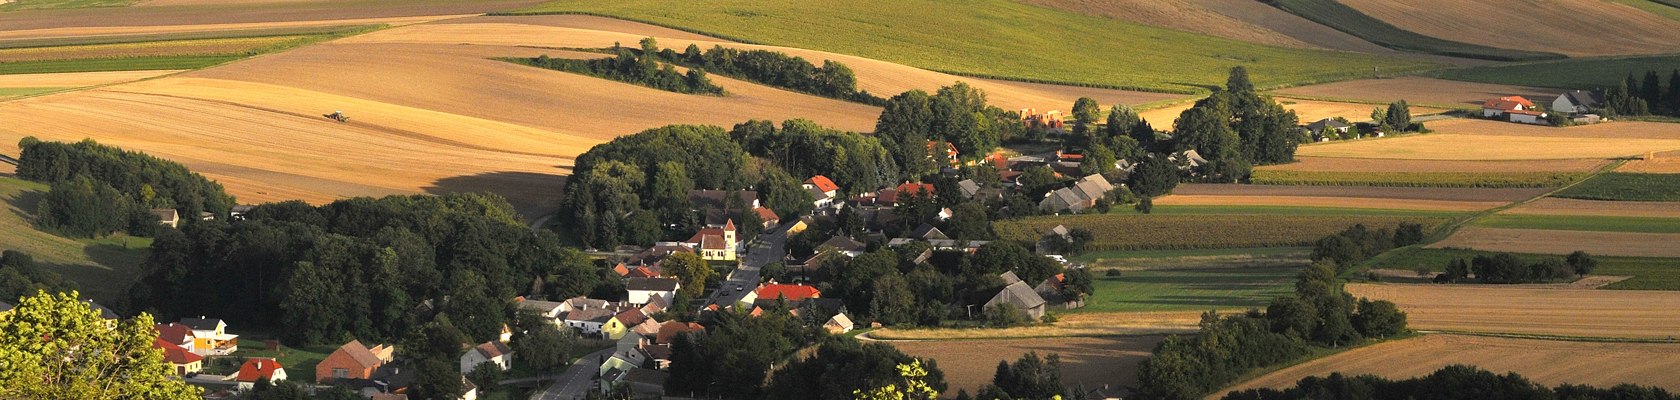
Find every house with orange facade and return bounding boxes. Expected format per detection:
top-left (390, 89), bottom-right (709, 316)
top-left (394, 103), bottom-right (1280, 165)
top-left (316, 339), bottom-right (394, 383)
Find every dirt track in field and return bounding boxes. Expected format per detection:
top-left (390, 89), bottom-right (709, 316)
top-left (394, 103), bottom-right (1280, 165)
top-left (1258, 157), bottom-right (1606, 173)
top-left (1503, 198), bottom-right (1680, 218)
top-left (1431, 227), bottom-right (1680, 258)
top-left (889, 336), bottom-right (1164, 395)
top-left (0, 70), bottom-right (180, 87)
top-left (1220, 334), bottom-right (1680, 395)
top-left (1346, 283), bottom-right (1680, 339)
top-left (1172, 184), bottom-right (1544, 202)
top-left (1271, 77), bottom-right (1562, 108)
top-left (1340, 0), bottom-right (1680, 57)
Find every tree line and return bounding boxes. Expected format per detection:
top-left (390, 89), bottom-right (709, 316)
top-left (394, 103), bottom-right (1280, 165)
top-left (1436, 251), bottom-right (1597, 284)
top-left (1225, 364), bottom-right (1676, 400)
top-left (1602, 69), bottom-right (1680, 117)
top-left (16, 138), bottom-right (235, 238)
top-left (1311, 223), bottom-right (1426, 274)
top-left (512, 38), bottom-right (723, 95)
top-left (1135, 262), bottom-right (1406, 400)
top-left (1162, 67), bottom-right (1303, 182)
top-left (653, 40), bottom-right (884, 105)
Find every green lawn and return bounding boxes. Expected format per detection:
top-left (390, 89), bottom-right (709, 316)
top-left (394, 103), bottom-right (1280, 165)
top-left (0, 0), bottom-right (135, 11)
top-left (205, 334), bottom-right (336, 383)
top-left (0, 176), bottom-right (150, 302)
top-left (1074, 247), bottom-right (1311, 263)
top-left (1264, 0), bottom-right (1563, 61)
top-left (1251, 170), bottom-right (1587, 188)
top-left (1476, 214), bottom-right (1680, 233)
top-left (510, 0), bottom-right (1439, 93)
top-left (1362, 247), bottom-right (1680, 290)
top-left (1553, 172), bottom-right (1680, 201)
top-left (1432, 54), bottom-right (1680, 90)
top-left (1069, 266), bottom-right (1304, 313)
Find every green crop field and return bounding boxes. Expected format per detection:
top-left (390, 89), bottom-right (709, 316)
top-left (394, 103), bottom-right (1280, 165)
top-left (1608, 0), bottom-right (1680, 22)
top-left (0, 55), bottom-right (239, 75)
top-left (0, 176), bottom-right (149, 302)
top-left (0, 24), bottom-right (383, 75)
top-left (1069, 266), bottom-right (1304, 313)
top-left (1554, 172), bottom-right (1680, 201)
top-left (1432, 54), bottom-right (1680, 90)
top-left (0, 87), bottom-right (63, 99)
top-left (1476, 214), bottom-right (1680, 233)
top-left (1251, 170), bottom-right (1586, 188)
top-left (1264, 0), bottom-right (1563, 61)
top-left (511, 0), bottom-right (1440, 93)
top-left (1364, 247), bottom-right (1680, 290)
top-left (0, 0), bottom-right (135, 11)
top-left (994, 212), bottom-right (1450, 251)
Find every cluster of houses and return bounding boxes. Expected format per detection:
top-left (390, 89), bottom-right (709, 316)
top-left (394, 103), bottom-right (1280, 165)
top-left (1482, 91), bottom-right (1605, 125)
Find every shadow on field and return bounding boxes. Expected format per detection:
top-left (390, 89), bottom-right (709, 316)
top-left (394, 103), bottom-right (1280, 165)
top-left (425, 171), bottom-right (568, 219)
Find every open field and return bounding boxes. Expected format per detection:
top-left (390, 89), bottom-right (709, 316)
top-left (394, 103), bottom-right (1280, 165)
top-left (1250, 170), bottom-right (1588, 188)
top-left (1264, 0), bottom-right (1561, 61)
top-left (1296, 121), bottom-right (1680, 161)
top-left (510, 0), bottom-right (1440, 92)
top-left (1258, 157), bottom-right (1606, 174)
top-left (1154, 195), bottom-right (1503, 212)
top-left (1475, 214), bottom-right (1680, 234)
top-left (0, 69), bottom-right (178, 86)
top-left (1222, 334), bottom-right (1680, 394)
top-left (1364, 247), bottom-right (1680, 290)
top-left (0, 0), bottom-right (540, 32)
top-left (1075, 266), bottom-right (1303, 313)
top-left (1431, 227), bottom-right (1680, 258)
top-left (1504, 197), bottom-right (1680, 218)
top-left (1620, 151), bottom-right (1680, 173)
top-left (0, 15), bottom-right (451, 41)
top-left (888, 336), bottom-right (1163, 395)
top-left (1020, 0), bottom-right (1314, 49)
top-left (0, 55), bottom-right (236, 74)
top-left (0, 35), bottom-right (304, 62)
top-left (0, 176), bottom-right (149, 302)
top-left (1170, 184), bottom-right (1545, 202)
top-left (0, 87), bottom-right (61, 99)
top-left (870, 312), bottom-right (1202, 340)
top-left (1554, 173), bottom-right (1680, 201)
top-left (1433, 54), bottom-right (1680, 90)
top-left (336, 15), bottom-right (1186, 114)
top-left (1340, 0), bottom-right (1680, 57)
top-left (1269, 76), bottom-right (1562, 109)
top-left (0, 0), bottom-right (135, 11)
top-left (995, 213), bottom-right (1449, 251)
top-left (1137, 97), bottom-right (1446, 129)
top-left (1347, 283), bottom-right (1680, 339)
top-left (1078, 247), bottom-right (1311, 272)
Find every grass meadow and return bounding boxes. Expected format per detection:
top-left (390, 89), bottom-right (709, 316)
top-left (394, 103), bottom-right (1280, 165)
top-left (1555, 173), bottom-right (1680, 201)
top-left (0, 176), bottom-right (150, 302)
top-left (1432, 55), bottom-right (1680, 90)
top-left (995, 210), bottom-right (1451, 251)
top-left (1073, 266), bottom-right (1303, 313)
top-left (1476, 214), bottom-right (1680, 234)
top-left (512, 0), bottom-right (1439, 92)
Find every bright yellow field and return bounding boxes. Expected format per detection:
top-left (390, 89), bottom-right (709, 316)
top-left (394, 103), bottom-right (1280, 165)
top-left (0, 69), bottom-right (181, 87)
top-left (1222, 334), bottom-right (1680, 394)
top-left (1348, 283), bottom-right (1680, 339)
top-left (1297, 120), bottom-right (1680, 160)
top-left (1340, 0), bottom-right (1680, 57)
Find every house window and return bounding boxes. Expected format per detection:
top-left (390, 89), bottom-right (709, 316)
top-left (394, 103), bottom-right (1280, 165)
top-left (332, 368), bottom-right (348, 379)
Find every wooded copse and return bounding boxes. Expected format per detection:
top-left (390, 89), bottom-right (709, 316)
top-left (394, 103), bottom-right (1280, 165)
top-left (509, 38), bottom-right (723, 95)
top-left (1602, 69), bottom-right (1680, 117)
top-left (1436, 251), bottom-right (1598, 284)
top-left (654, 39), bottom-right (885, 105)
top-left (16, 137), bottom-right (235, 238)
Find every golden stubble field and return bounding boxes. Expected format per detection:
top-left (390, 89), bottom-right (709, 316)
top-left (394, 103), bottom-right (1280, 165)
top-left (1158, 183), bottom-right (1544, 211)
top-left (1504, 198), bottom-right (1680, 218)
top-left (1271, 76), bottom-right (1561, 108)
top-left (888, 335), bottom-right (1164, 395)
top-left (1430, 227), bottom-right (1680, 258)
top-left (1259, 157), bottom-right (1607, 173)
top-left (1220, 334), bottom-right (1680, 395)
top-left (1346, 283), bottom-right (1680, 339)
top-left (1296, 120), bottom-right (1680, 160)
top-left (1340, 0), bottom-right (1680, 57)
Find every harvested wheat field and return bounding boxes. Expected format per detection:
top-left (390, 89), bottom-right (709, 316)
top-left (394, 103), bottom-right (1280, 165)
top-left (1221, 334), bottom-right (1680, 395)
top-left (0, 0), bottom-right (541, 32)
top-left (345, 15), bottom-right (1188, 112)
top-left (871, 311), bottom-right (1202, 340)
top-left (0, 16), bottom-right (452, 41)
top-left (0, 69), bottom-right (179, 87)
top-left (1173, 184), bottom-right (1544, 202)
top-left (1260, 156), bottom-right (1606, 173)
top-left (1504, 198), bottom-right (1680, 219)
top-left (1020, 0), bottom-right (1314, 48)
top-left (1154, 195), bottom-right (1500, 211)
top-left (1139, 97), bottom-right (1442, 129)
top-left (0, 36), bottom-right (300, 62)
top-left (1431, 227), bottom-right (1680, 258)
top-left (1297, 122), bottom-right (1680, 161)
top-left (1621, 151), bottom-right (1680, 173)
top-left (1346, 283), bottom-right (1680, 339)
top-left (889, 336), bottom-right (1164, 394)
top-left (1340, 0), bottom-right (1680, 57)
top-left (1271, 77), bottom-right (1561, 108)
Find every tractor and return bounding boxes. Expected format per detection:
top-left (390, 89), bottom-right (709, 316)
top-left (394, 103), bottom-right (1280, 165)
top-left (323, 111), bottom-right (349, 123)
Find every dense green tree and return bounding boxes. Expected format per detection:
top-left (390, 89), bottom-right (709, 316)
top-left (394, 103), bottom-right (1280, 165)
top-left (1080, 143), bottom-right (1117, 176)
top-left (666, 310), bottom-right (810, 398)
top-left (1226, 66), bottom-right (1255, 93)
top-left (870, 274), bottom-right (918, 325)
top-left (1071, 97), bottom-right (1101, 136)
top-left (943, 202), bottom-right (993, 240)
top-left (36, 174), bottom-right (131, 238)
top-left (1059, 268), bottom-right (1094, 301)
top-left (758, 165), bottom-right (813, 219)
top-left (1384, 100), bottom-right (1412, 131)
top-left (876, 90), bottom-right (939, 178)
top-left (987, 352), bottom-right (1064, 399)
top-left (662, 252), bottom-right (713, 299)
top-left (767, 337), bottom-right (946, 400)
top-left (1642, 70), bottom-right (1664, 106)
top-left (1669, 69), bottom-right (1680, 114)
top-left (1352, 298), bottom-right (1406, 338)
top-left (1566, 251), bottom-right (1598, 276)
top-left (1015, 165), bottom-right (1059, 198)
top-left (650, 161), bottom-right (695, 224)
top-left (0, 291), bottom-right (201, 400)
top-left (1128, 155), bottom-right (1181, 198)
top-left (17, 138), bottom-right (235, 221)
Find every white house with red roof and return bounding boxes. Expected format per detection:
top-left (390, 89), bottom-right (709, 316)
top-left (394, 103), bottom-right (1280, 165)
top-left (228, 358), bottom-right (286, 391)
top-left (1481, 96), bottom-right (1536, 118)
top-left (803, 175), bottom-right (841, 209)
top-left (737, 283), bottom-right (822, 306)
top-left (460, 341), bottom-right (513, 375)
top-left (684, 219), bottom-right (737, 261)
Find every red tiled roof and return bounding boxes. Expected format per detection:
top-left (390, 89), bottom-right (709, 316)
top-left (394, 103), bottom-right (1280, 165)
top-left (235, 358), bottom-right (283, 382)
top-left (805, 176), bottom-right (839, 193)
top-left (154, 338), bottom-right (203, 364)
top-left (754, 207), bottom-right (779, 223)
top-left (628, 266), bottom-right (662, 278)
top-left (612, 263), bottom-right (630, 277)
top-left (154, 323), bottom-right (194, 345)
top-left (614, 309), bottom-right (649, 326)
top-left (656, 321), bottom-right (704, 345)
top-left (896, 182), bottom-right (935, 197)
top-left (756, 284), bottom-right (821, 302)
top-left (1482, 96), bottom-right (1534, 111)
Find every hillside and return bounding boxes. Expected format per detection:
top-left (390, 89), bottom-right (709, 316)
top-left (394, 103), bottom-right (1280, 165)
top-left (1340, 0), bottom-right (1680, 57)
top-left (510, 0), bottom-right (1440, 92)
top-left (0, 174), bottom-right (147, 302)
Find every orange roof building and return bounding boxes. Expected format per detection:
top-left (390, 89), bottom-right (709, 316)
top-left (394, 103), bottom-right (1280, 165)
top-left (154, 338), bottom-right (204, 375)
top-left (232, 358), bottom-right (286, 389)
top-left (684, 219), bottom-right (737, 261)
top-left (755, 284), bottom-right (822, 302)
top-left (804, 175), bottom-right (840, 193)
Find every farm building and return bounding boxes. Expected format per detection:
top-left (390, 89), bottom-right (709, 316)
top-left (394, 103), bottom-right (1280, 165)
top-left (1506, 109), bottom-right (1549, 125)
top-left (626, 277), bottom-right (680, 306)
top-left (152, 208), bottom-right (180, 228)
top-left (1039, 174), bottom-right (1115, 214)
top-left (1552, 90), bottom-right (1603, 115)
top-left (1481, 96), bottom-right (1535, 118)
top-left (1020, 108), bottom-right (1065, 130)
top-left (984, 279), bottom-right (1047, 320)
top-left (459, 341), bottom-right (512, 375)
top-left (317, 339), bottom-right (392, 383)
top-left (1304, 118), bottom-right (1351, 141)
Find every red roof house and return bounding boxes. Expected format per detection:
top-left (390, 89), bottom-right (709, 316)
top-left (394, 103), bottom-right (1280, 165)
top-left (755, 284), bottom-right (822, 302)
top-left (232, 358), bottom-right (286, 389)
top-left (804, 175), bottom-right (839, 193)
top-left (154, 338), bottom-right (204, 375)
top-left (1481, 96), bottom-right (1536, 117)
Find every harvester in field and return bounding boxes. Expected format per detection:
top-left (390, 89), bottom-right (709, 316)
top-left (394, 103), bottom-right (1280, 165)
top-left (324, 111), bottom-right (350, 123)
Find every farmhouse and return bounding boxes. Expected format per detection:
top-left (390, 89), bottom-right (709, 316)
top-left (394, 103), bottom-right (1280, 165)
top-left (151, 209), bottom-right (180, 228)
top-left (153, 338), bottom-right (203, 375)
top-left (603, 308), bottom-right (651, 340)
top-left (459, 341), bottom-right (512, 374)
top-left (824, 313), bottom-right (855, 334)
top-left (927, 141), bottom-right (960, 166)
top-left (1507, 109), bottom-right (1549, 125)
top-left (179, 316), bottom-right (238, 355)
top-left (684, 219), bottom-right (738, 261)
top-left (818, 236), bottom-right (868, 257)
top-left (1481, 96), bottom-right (1535, 118)
top-left (804, 175), bottom-right (841, 209)
top-left (561, 307), bottom-right (617, 335)
top-left (985, 280), bottom-right (1048, 320)
top-left (229, 358), bottom-right (286, 391)
top-left (1553, 90), bottom-right (1604, 115)
top-left (1304, 118), bottom-right (1351, 141)
top-left (1039, 174), bottom-right (1114, 214)
top-left (318, 339), bottom-right (392, 383)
